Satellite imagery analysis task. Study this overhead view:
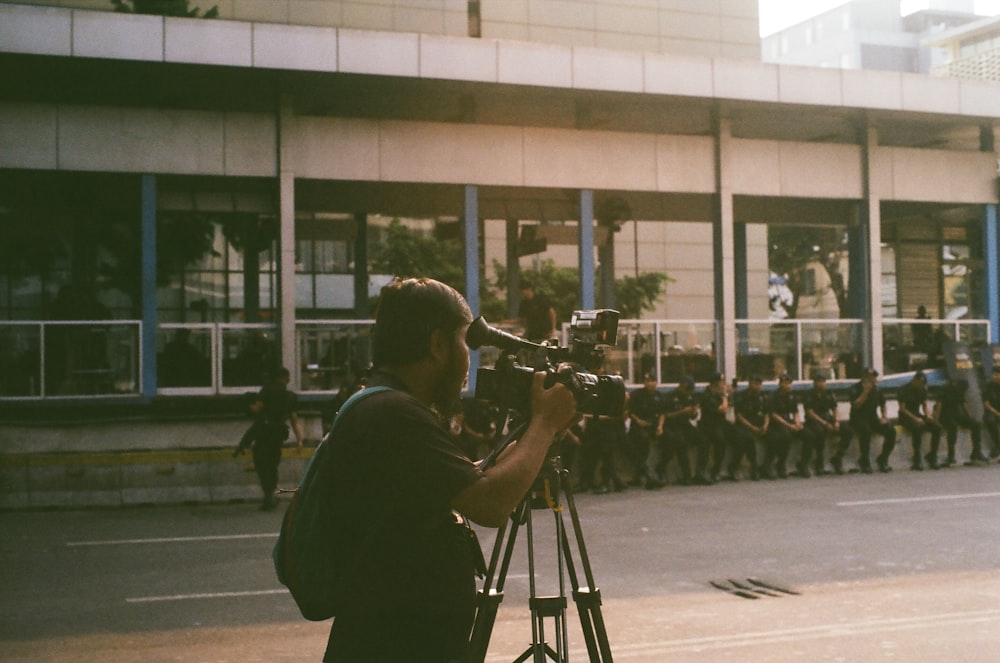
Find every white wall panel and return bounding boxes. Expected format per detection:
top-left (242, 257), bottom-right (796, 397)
top-left (0, 103), bottom-right (58, 169)
top-left (644, 52), bottom-right (713, 97)
top-left (900, 75), bottom-right (961, 115)
top-left (497, 40), bottom-right (572, 88)
top-left (656, 135), bottom-right (715, 193)
top-left (889, 147), bottom-right (998, 203)
top-left (289, 116), bottom-right (381, 180)
top-left (0, 4), bottom-right (71, 56)
top-left (842, 70), bottom-right (903, 111)
top-left (419, 34), bottom-right (498, 82)
top-left (378, 121), bottom-right (523, 185)
top-left (58, 106), bottom-right (226, 174)
top-left (522, 127), bottom-right (658, 190)
top-left (778, 142), bottom-right (863, 198)
top-left (73, 10), bottom-right (162, 62)
top-left (253, 23), bottom-right (337, 72)
top-left (224, 112), bottom-right (277, 177)
top-left (728, 138), bottom-right (781, 196)
top-left (713, 58), bottom-right (778, 103)
top-left (338, 28), bottom-right (418, 77)
top-left (164, 16), bottom-right (252, 67)
top-left (572, 46), bottom-right (643, 93)
top-left (778, 65), bottom-right (843, 107)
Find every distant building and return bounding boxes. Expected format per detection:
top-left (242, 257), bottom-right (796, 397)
top-left (927, 14), bottom-right (1000, 81)
top-left (762, 0), bottom-right (984, 72)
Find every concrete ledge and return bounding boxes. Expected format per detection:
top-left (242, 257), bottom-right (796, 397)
top-left (0, 446), bottom-right (314, 509)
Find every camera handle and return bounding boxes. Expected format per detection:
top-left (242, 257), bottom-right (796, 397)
top-left (469, 454), bottom-right (614, 663)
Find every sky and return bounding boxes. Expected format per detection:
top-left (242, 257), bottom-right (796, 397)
top-left (758, 0), bottom-right (1000, 36)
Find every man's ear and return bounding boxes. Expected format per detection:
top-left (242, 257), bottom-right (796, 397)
top-left (428, 327), bottom-right (449, 363)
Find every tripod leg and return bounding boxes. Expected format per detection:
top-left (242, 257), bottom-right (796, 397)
top-left (471, 505), bottom-right (525, 663)
top-left (560, 481), bottom-right (614, 662)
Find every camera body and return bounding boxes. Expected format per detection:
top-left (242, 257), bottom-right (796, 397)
top-left (467, 310), bottom-right (626, 418)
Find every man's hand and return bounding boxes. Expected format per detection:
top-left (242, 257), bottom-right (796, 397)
top-left (529, 372), bottom-right (578, 439)
top-left (452, 373), bottom-right (576, 528)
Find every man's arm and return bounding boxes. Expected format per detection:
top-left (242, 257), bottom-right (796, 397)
top-left (289, 411), bottom-right (304, 450)
top-left (451, 373), bottom-right (577, 528)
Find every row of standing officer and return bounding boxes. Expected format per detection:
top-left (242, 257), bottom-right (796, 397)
top-left (604, 366), bottom-right (1000, 492)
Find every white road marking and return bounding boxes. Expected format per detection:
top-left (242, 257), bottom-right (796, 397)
top-left (837, 491), bottom-right (1000, 507)
top-left (67, 533), bottom-right (278, 547)
top-left (126, 589), bottom-right (288, 604)
top-left (482, 608), bottom-right (1000, 660)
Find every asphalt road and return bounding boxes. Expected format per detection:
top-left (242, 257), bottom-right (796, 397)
top-left (3, 464), bottom-right (1000, 662)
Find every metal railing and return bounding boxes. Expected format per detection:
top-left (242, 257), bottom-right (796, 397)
top-left (295, 320), bottom-right (374, 393)
top-left (596, 319), bottom-right (719, 385)
top-left (0, 320), bottom-right (141, 399)
top-left (156, 322), bottom-right (279, 395)
top-left (3, 317), bottom-right (991, 400)
top-left (735, 318), bottom-right (866, 382)
top-left (882, 318), bottom-right (992, 374)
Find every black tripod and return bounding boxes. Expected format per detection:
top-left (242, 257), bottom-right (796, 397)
top-left (469, 450), bottom-right (614, 663)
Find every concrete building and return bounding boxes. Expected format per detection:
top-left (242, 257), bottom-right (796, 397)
top-left (928, 13), bottom-right (1000, 81)
top-left (761, 0), bottom-right (985, 72)
top-left (0, 0), bottom-right (998, 410)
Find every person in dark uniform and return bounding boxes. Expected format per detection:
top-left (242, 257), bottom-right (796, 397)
top-left (935, 378), bottom-right (985, 466)
top-left (245, 367), bottom-right (304, 510)
top-left (516, 283), bottom-right (556, 342)
top-left (898, 370), bottom-right (943, 470)
top-left (663, 375), bottom-right (710, 485)
top-left (766, 373), bottom-right (801, 479)
top-left (583, 412), bottom-right (628, 494)
top-left (849, 368), bottom-right (896, 473)
top-left (982, 366), bottom-right (1000, 460)
top-left (733, 375), bottom-right (768, 480)
top-left (627, 372), bottom-right (666, 489)
top-left (699, 372), bottom-right (736, 482)
top-left (803, 372), bottom-right (853, 475)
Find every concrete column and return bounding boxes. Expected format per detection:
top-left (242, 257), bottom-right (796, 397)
top-left (277, 91), bottom-right (297, 383)
top-left (861, 123), bottom-right (883, 371)
top-left (465, 185), bottom-right (481, 391)
top-left (506, 218), bottom-right (520, 319)
top-left (279, 171), bottom-right (296, 381)
top-left (713, 116), bottom-right (737, 380)
top-left (353, 212), bottom-right (369, 318)
top-left (141, 174), bottom-right (157, 398)
top-left (733, 222), bottom-right (749, 354)
top-left (579, 189), bottom-right (596, 311)
top-left (984, 204), bottom-right (999, 343)
top-left (464, 186), bottom-right (480, 317)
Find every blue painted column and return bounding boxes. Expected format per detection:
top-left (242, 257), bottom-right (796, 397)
top-left (579, 189), bottom-right (596, 311)
top-left (733, 223), bottom-right (749, 354)
top-left (985, 204), bottom-right (999, 343)
top-left (141, 174), bottom-right (157, 398)
top-left (464, 185), bottom-right (480, 391)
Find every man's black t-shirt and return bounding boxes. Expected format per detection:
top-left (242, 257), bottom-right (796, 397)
top-left (803, 388), bottom-right (838, 426)
top-left (735, 389), bottom-right (768, 429)
top-left (323, 371), bottom-right (484, 663)
top-left (983, 381), bottom-right (1000, 420)
top-left (518, 294), bottom-right (553, 341)
top-left (898, 381), bottom-right (928, 419)
top-left (850, 381), bottom-right (887, 422)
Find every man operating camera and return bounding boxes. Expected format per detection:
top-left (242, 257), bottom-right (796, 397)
top-left (322, 277), bottom-right (578, 663)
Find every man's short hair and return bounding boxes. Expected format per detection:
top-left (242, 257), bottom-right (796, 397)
top-left (372, 277), bottom-right (472, 368)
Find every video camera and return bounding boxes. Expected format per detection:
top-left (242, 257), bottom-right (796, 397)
top-left (466, 309), bottom-right (626, 418)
